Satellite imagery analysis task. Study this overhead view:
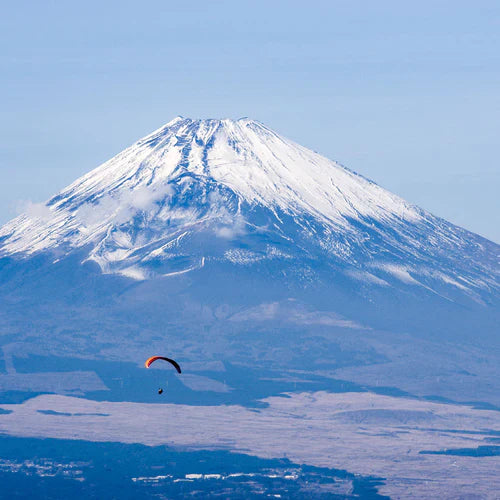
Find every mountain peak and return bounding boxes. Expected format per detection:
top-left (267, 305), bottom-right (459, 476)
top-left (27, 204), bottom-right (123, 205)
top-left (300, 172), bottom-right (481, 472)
top-left (152, 116), bottom-right (263, 134)
top-left (139, 116), bottom-right (265, 149)
top-left (0, 118), bottom-right (498, 303)
top-left (49, 115), bottom-right (418, 228)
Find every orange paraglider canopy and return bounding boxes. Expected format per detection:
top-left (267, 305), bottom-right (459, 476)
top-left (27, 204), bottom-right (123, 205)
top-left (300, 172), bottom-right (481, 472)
top-left (145, 356), bottom-right (182, 374)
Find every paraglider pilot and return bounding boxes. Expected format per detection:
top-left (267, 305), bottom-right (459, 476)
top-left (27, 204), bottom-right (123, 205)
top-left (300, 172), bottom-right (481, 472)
top-left (144, 356), bottom-right (182, 395)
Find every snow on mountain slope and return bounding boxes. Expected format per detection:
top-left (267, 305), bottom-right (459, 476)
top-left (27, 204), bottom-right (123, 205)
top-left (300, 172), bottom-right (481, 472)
top-left (0, 117), bottom-right (498, 302)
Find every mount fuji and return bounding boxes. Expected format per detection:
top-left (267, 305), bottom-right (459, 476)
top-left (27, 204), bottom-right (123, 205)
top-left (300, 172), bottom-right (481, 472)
top-left (1, 117), bottom-right (498, 295)
top-left (1, 117), bottom-right (500, 498)
top-left (0, 117), bottom-right (499, 403)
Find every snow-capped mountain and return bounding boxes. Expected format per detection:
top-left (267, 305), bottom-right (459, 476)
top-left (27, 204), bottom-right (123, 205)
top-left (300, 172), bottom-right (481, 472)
top-left (0, 117), bottom-right (498, 304)
top-left (0, 117), bottom-right (499, 407)
top-left (0, 117), bottom-right (499, 316)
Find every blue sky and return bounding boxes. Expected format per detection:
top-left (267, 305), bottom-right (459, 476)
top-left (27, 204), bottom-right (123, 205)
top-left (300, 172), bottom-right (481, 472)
top-left (1, 0), bottom-right (499, 242)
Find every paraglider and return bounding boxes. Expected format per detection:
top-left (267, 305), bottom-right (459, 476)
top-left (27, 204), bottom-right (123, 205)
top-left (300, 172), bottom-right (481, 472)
top-left (145, 356), bottom-right (181, 395)
top-left (145, 356), bottom-right (182, 373)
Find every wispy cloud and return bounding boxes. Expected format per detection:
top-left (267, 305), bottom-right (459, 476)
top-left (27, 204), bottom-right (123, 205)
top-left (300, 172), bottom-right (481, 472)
top-left (17, 200), bottom-right (53, 222)
top-left (75, 184), bottom-right (174, 228)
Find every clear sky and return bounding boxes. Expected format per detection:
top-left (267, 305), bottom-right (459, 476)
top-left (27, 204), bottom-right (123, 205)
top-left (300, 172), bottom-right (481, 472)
top-left (1, 0), bottom-right (499, 242)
